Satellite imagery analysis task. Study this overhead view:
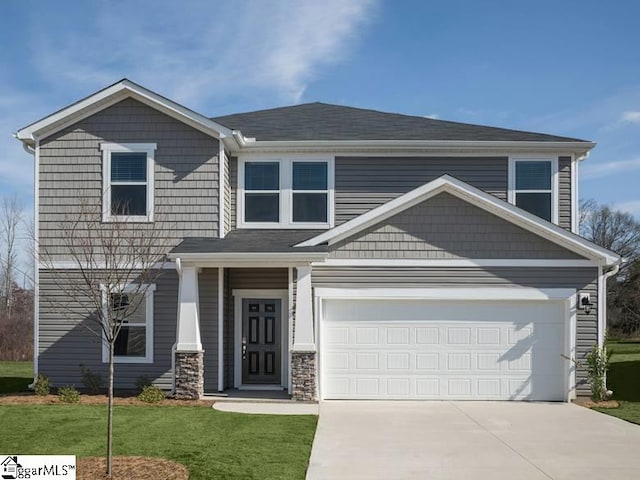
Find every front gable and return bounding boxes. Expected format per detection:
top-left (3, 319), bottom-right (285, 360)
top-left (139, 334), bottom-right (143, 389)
top-left (299, 175), bottom-right (620, 265)
top-left (330, 192), bottom-right (584, 260)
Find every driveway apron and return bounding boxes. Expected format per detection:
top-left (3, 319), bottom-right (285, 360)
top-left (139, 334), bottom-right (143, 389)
top-left (306, 401), bottom-right (640, 480)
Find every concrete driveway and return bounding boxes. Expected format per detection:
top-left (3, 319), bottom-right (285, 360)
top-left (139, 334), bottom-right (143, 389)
top-left (306, 401), bottom-right (640, 480)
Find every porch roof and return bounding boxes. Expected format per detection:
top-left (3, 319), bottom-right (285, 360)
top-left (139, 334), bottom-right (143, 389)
top-left (171, 229), bottom-right (327, 255)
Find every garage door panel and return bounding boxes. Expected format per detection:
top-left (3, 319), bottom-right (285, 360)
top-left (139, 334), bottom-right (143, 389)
top-left (322, 299), bottom-right (566, 401)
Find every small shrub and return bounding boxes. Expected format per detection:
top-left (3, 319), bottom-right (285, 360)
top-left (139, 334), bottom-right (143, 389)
top-left (135, 375), bottom-right (153, 393)
top-left (58, 385), bottom-right (81, 403)
top-left (585, 345), bottom-right (612, 402)
top-left (137, 385), bottom-right (165, 403)
top-left (79, 364), bottom-right (104, 394)
top-left (34, 374), bottom-right (51, 396)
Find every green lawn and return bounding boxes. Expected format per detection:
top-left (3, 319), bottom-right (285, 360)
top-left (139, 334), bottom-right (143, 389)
top-left (0, 361), bottom-right (33, 394)
top-left (594, 340), bottom-right (640, 424)
top-left (0, 404), bottom-right (317, 479)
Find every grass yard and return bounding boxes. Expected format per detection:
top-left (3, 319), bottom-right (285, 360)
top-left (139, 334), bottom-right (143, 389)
top-left (0, 360), bottom-right (32, 394)
top-left (0, 404), bottom-right (317, 479)
top-left (594, 340), bottom-right (640, 424)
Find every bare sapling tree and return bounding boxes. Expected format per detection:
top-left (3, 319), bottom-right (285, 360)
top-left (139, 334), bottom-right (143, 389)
top-left (580, 198), bottom-right (640, 336)
top-left (0, 195), bottom-right (23, 317)
top-left (579, 199), bottom-right (640, 264)
top-left (40, 199), bottom-right (170, 478)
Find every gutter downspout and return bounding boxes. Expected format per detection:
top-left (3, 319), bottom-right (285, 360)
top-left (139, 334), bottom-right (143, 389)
top-left (602, 262), bottom-right (621, 394)
top-left (17, 136), bottom-right (39, 389)
top-left (602, 263), bottom-right (621, 344)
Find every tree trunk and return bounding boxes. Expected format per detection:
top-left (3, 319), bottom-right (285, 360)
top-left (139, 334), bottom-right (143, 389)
top-left (107, 342), bottom-right (114, 478)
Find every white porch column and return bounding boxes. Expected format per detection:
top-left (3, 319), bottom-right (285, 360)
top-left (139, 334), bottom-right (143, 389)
top-left (176, 265), bottom-right (202, 351)
top-left (292, 265), bottom-right (315, 352)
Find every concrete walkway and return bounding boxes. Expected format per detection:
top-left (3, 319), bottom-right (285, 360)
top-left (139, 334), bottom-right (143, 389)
top-left (212, 401), bottom-right (318, 415)
top-left (307, 401), bottom-right (640, 480)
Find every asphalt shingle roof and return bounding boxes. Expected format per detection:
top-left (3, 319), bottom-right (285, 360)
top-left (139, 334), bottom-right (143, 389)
top-left (211, 102), bottom-right (588, 143)
top-left (171, 230), bottom-right (326, 254)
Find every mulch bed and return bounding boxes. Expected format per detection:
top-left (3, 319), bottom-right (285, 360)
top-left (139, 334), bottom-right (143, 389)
top-left (573, 397), bottom-right (620, 409)
top-left (0, 392), bottom-right (214, 407)
top-left (77, 456), bottom-right (188, 480)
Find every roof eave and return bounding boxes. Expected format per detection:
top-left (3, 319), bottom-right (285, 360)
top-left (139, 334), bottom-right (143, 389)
top-left (233, 139), bottom-right (596, 155)
top-left (169, 251), bottom-right (328, 265)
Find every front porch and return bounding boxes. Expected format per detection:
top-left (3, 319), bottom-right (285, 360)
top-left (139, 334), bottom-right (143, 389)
top-left (170, 231), bottom-right (327, 401)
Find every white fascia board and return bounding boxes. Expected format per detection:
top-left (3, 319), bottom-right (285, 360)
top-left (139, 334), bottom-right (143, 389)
top-left (40, 261), bottom-right (176, 270)
top-left (16, 79), bottom-right (235, 143)
top-left (237, 139), bottom-right (596, 155)
top-left (314, 287), bottom-right (576, 301)
top-left (171, 252), bottom-right (327, 265)
top-left (297, 175), bottom-right (620, 266)
top-left (317, 259), bottom-right (597, 268)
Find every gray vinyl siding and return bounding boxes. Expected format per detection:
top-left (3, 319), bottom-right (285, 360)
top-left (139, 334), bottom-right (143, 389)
top-left (223, 268), bottom-right (289, 388)
top-left (331, 192), bottom-right (585, 260)
top-left (312, 266), bottom-right (598, 395)
top-left (558, 156), bottom-right (572, 231)
top-left (38, 269), bottom-right (178, 390)
top-left (199, 268), bottom-right (219, 393)
top-left (39, 98), bottom-right (220, 259)
top-left (334, 156), bottom-right (508, 224)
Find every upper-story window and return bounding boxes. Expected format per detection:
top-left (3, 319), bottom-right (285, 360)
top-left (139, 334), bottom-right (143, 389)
top-left (292, 162), bottom-right (328, 223)
top-left (245, 162), bottom-right (280, 222)
top-left (239, 157), bottom-right (334, 228)
top-left (508, 157), bottom-right (557, 223)
top-left (101, 143), bottom-right (156, 222)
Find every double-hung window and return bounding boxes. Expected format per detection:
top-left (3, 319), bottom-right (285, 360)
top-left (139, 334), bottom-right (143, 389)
top-left (244, 162), bottom-right (280, 222)
top-left (509, 157), bottom-right (557, 223)
top-left (240, 157), bottom-right (333, 228)
top-left (101, 143), bottom-right (156, 222)
top-left (102, 284), bottom-right (155, 363)
top-left (292, 162), bottom-right (328, 223)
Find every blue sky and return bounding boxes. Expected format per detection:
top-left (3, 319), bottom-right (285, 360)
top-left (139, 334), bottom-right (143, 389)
top-left (1, 0), bottom-right (639, 275)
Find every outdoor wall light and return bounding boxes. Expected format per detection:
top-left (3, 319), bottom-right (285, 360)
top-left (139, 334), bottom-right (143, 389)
top-left (578, 293), bottom-right (593, 315)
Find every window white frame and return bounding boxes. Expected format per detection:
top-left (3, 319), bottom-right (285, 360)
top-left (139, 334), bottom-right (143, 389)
top-left (238, 155), bottom-right (335, 229)
top-left (101, 283), bottom-right (156, 364)
top-left (508, 156), bottom-right (558, 224)
top-left (101, 142), bottom-right (156, 223)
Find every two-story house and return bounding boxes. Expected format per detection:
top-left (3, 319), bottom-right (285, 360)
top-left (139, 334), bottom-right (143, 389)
top-left (16, 80), bottom-right (620, 401)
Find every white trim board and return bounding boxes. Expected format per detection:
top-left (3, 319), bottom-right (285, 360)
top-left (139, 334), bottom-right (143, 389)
top-left (239, 140), bottom-right (595, 157)
top-left (314, 287), bottom-right (576, 301)
top-left (232, 289), bottom-right (288, 390)
top-left (296, 175), bottom-right (620, 266)
top-left (317, 259), bottom-right (596, 267)
top-left (39, 261), bottom-right (176, 270)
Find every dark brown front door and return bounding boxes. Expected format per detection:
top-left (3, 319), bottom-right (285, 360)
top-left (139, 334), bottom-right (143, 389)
top-left (242, 298), bottom-right (281, 385)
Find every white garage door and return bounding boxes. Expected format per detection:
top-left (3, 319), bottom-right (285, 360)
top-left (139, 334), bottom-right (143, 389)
top-left (321, 299), bottom-right (567, 401)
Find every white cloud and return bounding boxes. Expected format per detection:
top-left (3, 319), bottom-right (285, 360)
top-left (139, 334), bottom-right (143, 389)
top-left (622, 111), bottom-right (640, 123)
top-left (581, 157), bottom-right (640, 180)
top-left (29, 0), bottom-right (378, 107)
top-left (424, 114), bottom-right (439, 119)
